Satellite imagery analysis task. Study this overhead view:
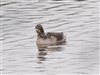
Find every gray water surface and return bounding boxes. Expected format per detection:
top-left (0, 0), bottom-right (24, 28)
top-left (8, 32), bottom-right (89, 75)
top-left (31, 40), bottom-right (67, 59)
top-left (0, 0), bottom-right (99, 74)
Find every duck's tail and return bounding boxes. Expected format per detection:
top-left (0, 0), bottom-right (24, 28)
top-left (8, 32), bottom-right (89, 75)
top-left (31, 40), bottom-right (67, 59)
top-left (63, 32), bottom-right (67, 42)
top-left (57, 32), bottom-right (67, 44)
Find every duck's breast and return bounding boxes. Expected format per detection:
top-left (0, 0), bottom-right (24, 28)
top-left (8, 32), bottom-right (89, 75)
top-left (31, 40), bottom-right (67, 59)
top-left (37, 36), bottom-right (57, 45)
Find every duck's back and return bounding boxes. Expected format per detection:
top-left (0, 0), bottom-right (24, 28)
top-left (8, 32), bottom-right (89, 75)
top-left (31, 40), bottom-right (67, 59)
top-left (47, 32), bottom-right (65, 42)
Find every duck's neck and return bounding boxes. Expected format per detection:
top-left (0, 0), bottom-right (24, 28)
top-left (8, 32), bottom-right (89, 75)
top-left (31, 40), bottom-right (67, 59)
top-left (38, 32), bottom-right (46, 39)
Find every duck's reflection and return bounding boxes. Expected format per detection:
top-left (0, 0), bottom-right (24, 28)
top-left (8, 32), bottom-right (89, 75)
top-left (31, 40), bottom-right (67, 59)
top-left (37, 43), bottom-right (65, 64)
top-left (37, 48), bottom-right (47, 64)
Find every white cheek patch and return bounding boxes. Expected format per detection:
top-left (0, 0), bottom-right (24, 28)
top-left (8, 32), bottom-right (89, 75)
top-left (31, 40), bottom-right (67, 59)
top-left (36, 29), bottom-right (41, 33)
top-left (35, 29), bottom-right (38, 32)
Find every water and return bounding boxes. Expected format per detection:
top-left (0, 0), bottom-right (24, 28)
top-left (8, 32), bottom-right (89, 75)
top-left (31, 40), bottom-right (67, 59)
top-left (0, 0), bottom-right (99, 74)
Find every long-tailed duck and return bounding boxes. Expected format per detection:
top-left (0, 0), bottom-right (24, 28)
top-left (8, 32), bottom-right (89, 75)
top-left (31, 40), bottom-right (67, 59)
top-left (35, 24), bottom-right (66, 46)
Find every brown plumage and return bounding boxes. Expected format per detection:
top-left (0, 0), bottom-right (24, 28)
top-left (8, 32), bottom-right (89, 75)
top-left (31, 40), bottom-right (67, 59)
top-left (47, 32), bottom-right (64, 41)
top-left (35, 24), bottom-right (66, 45)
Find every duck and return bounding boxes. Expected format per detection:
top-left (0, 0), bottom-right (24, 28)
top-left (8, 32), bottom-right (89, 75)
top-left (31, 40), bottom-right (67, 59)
top-left (35, 24), bottom-right (66, 46)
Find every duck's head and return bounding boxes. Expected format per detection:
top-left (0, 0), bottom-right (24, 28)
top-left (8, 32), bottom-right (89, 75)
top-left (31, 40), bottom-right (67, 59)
top-left (35, 24), bottom-right (45, 37)
top-left (35, 24), bottom-right (44, 34)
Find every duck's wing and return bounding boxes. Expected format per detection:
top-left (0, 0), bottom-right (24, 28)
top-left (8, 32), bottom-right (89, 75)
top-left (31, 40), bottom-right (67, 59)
top-left (47, 32), bottom-right (64, 41)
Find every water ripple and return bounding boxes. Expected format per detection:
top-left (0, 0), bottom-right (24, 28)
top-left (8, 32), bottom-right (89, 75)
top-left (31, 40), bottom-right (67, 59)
top-left (1, 0), bottom-right (99, 74)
